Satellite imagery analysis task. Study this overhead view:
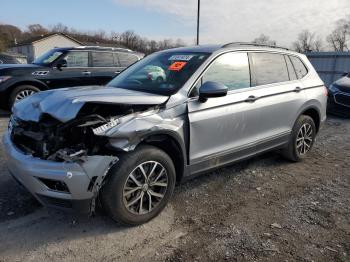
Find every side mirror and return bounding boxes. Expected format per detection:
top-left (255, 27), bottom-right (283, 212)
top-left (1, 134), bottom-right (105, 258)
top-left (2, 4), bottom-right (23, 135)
top-left (341, 71), bottom-right (349, 77)
top-left (199, 81), bottom-right (228, 102)
top-left (56, 59), bottom-right (67, 70)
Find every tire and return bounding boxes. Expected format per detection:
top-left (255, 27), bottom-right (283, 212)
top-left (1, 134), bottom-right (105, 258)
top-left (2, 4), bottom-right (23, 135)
top-left (156, 76), bottom-right (163, 83)
top-left (9, 85), bottom-right (40, 108)
top-left (282, 115), bottom-right (316, 162)
top-left (100, 145), bottom-right (176, 226)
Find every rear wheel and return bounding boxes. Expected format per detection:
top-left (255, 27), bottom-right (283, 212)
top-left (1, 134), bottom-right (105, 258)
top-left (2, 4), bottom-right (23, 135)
top-left (100, 145), bottom-right (176, 225)
top-left (9, 85), bottom-right (40, 107)
top-left (282, 115), bottom-right (316, 162)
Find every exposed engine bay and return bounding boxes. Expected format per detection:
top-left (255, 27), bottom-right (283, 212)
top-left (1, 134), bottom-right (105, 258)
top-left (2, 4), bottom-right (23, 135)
top-left (10, 103), bottom-right (155, 162)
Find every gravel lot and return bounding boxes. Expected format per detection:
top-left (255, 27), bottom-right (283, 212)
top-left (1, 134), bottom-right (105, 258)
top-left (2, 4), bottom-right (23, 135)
top-left (0, 113), bottom-right (349, 262)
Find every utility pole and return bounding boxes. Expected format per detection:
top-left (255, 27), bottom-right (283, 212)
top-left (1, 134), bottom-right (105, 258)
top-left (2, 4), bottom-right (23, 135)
top-left (196, 0), bottom-right (200, 45)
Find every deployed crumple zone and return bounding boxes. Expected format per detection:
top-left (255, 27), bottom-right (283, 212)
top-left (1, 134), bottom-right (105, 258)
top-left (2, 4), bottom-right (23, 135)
top-left (7, 85), bottom-right (185, 214)
top-left (11, 86), bottom-right (176, 160)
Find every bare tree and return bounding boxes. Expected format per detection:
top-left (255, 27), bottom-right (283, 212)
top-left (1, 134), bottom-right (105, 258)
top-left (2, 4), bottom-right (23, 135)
top-left (26, 24), bottom-right (48, 36)
top-left (252, 34), bottom-right (276, 46)
top-left (0, 24), bottom-right (22, 51)
top-left (292, 30), bottom-right (323, 52)
top-left (119, 30), bottom-right (140, 49)
top-left (326, 18), bottom-right (350, 51)
top-left (50, 23), bottom-right (69, 33)
top-left (0, 21), bottom-right (187, 54)
top-left (174, 38), bottom-right (186, 47)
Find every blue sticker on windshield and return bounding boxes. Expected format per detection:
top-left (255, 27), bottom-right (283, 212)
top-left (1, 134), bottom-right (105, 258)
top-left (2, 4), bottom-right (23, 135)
top-left (168, 55), bottom-right (194, 61)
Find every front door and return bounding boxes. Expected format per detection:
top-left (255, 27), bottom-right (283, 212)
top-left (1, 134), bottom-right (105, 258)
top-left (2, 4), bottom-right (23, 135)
top-left (187, 52), bottom-right (262, 173)
top-left (48, 51), bottom-right (91, 89)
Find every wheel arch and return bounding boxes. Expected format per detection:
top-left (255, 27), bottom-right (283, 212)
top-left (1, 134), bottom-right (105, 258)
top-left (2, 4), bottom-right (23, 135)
top-left (137, 131), bottom-right (187, 183)
top-left (2, 79), bottom-right (48, 108)
top-left (299, 106), bottom-right (321, 133)
top-left (10, 79), bottom-right (49, 92)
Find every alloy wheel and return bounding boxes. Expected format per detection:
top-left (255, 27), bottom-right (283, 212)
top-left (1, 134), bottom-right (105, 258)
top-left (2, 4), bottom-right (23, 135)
top-left (123, 161), bottom-right (168, 215)
top-left (15, 89), bottom-right (37, 102)
top-left (296, 123), bottom-right (313, 155)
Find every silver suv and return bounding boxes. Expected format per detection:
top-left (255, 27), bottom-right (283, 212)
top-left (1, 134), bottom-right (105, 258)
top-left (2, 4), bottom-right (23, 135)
top-left (3, 43), bottom-right (327, 225)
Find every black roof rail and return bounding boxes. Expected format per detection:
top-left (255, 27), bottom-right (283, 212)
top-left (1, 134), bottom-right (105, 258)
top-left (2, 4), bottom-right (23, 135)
top-left (222, 42), bottom-right (289, 51)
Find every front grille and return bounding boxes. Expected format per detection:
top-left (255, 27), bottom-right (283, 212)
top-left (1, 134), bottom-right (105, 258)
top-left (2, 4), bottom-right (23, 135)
top-left (334, 93), bottom-right (350, 107)
top-left (36, 194), bottom-right (72, 209)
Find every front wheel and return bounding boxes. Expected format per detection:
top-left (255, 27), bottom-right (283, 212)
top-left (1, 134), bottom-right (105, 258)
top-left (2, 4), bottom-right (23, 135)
top-left (9, 85), bottom-right (40, 107)
top-left (282, 115), bottom-right (316, 162)
top-left (100, 145), bottom-right (176, 225)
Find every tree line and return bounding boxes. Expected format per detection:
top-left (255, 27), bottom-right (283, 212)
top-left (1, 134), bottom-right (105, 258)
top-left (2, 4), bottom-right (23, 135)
top-left (253, 15), bottom-right (350, 52)
top-left (1, 15), bottom-right (349, 55)
top-left (0, 23), bottom-right (186, 54)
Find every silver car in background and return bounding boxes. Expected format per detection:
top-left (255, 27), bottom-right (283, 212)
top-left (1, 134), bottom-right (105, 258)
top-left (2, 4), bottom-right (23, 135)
top-left (3, 43), bottom-right (327, 225)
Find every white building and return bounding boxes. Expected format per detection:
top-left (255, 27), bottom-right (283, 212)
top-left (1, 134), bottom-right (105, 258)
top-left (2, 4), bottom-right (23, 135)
top-left (9, 33), bottom-right (82, 62)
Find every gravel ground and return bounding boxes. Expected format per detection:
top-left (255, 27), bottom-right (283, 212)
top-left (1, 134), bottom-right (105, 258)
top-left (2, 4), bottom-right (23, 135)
top-left (0, 114), bottom-right (349, 262)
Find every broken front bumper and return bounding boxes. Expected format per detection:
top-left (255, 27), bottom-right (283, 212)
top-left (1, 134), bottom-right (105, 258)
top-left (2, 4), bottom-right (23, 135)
top-left (2, 132), bottom-right (118, 214)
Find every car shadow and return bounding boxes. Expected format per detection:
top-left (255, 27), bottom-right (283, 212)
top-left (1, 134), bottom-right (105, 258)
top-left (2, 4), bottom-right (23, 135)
top-left (0, 153), bottom-right (280, 257)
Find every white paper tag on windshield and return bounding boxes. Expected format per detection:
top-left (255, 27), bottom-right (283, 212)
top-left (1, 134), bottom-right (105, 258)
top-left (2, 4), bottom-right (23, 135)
top-left (168, 55), bottom-right (194, 61)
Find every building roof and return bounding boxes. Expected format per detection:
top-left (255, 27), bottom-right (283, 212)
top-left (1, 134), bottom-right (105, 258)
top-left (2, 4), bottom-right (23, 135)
top-left (12, 33), bottom-right (83, 47)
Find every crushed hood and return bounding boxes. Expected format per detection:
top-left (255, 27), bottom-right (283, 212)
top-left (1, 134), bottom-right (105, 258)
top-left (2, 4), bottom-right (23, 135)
top-left (13, 86), bottom-right (169, 122)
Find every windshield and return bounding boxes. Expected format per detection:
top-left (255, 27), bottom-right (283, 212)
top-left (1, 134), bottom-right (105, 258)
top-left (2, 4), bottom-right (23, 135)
top-left (32, 49), bottom-right (64, 66)
top-left (107, 51), bottom-right (210, 95)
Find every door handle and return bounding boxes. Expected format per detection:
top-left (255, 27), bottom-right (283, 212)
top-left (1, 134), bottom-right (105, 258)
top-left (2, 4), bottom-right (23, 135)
top-left (82, 71), bottom-right (91, 75)
top-left (245, 95), bottom-right (257, 103)
top-left (294, 86), bottom-right (302, 92)
top-left (115, 71), bottom-right (121, 74)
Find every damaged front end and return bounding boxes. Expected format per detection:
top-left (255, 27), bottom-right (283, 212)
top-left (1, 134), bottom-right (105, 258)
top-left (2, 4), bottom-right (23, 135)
top-left (10, 102), bottom-right (154, 162)
top-left (7, 101), bottom-right (163, 214)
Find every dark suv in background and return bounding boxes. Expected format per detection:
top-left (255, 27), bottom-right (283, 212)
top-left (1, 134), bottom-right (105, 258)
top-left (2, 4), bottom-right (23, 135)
top-left (327, 73), bottom-right (350, 117)
top-left (0, 46), bottom-right (143, 108)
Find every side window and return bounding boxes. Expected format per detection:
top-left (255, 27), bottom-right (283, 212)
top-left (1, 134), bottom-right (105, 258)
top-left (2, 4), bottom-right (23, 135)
top-left (251, 53), bottom-right (289, 85)
top-left (202, 52), bottom-right (251, 91)
top-left (92, 52), bottom-right (114, 67)
top-left (63, 51), bottom-right (88, 67)
top-left (117, 53), bottom-right (139, 67)
top-left (285, 55), bottom-right (297, 80)
top-left (290, 56), bottom-right (308, 79)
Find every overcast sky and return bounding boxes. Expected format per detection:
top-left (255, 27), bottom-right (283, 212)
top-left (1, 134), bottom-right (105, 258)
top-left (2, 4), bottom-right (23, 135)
top-left (2, 0), bottom-right (350, 47)
top-left (116, 0), bottom-right (350, 47)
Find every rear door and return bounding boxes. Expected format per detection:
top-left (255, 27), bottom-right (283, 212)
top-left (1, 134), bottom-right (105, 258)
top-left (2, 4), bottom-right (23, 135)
top-left (116, 52), bottom-right (139, 70)
top-left (187, 52), bottom-right (263, 172)
top-left (248, 52), bottom-right (306, 144)
top-left (90, 51), bottom-right (122, 85)
top-left (49, 51), bottom-right (91, 88)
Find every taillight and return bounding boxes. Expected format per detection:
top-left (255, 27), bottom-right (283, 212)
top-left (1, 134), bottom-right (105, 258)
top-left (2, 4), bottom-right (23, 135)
top-left (323, 86), bottom-right (328, 96)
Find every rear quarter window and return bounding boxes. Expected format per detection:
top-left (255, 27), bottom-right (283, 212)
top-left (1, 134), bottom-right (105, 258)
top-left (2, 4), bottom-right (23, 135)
top-left (289, 56), bottom-right (308, 79)
top-left (251, 53), bottom-right (289, 86)
top-left (285, 55), bottom-right (298, 81)
top-left (117, 53), bottom-right (139, 67)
